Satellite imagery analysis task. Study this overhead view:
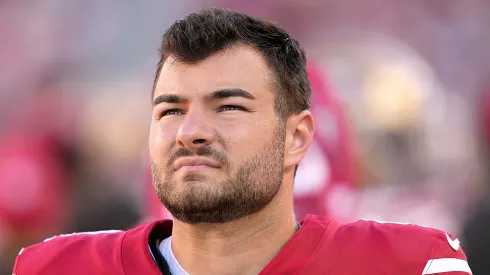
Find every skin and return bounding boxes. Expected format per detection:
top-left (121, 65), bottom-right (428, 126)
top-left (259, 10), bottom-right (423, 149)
top-left (150, 44), bottom-right (315, 275)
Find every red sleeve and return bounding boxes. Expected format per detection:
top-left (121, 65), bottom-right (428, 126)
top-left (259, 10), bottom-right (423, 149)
top-left (12, 249), bottom-right (21, 275)
top-left (12, 230), bottom-right (125, 275)
top-left (421, 232), bottom-right (472, 275)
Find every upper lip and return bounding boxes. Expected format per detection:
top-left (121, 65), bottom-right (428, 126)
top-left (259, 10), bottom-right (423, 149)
top-left (173, 157), bottom-right (221, 170)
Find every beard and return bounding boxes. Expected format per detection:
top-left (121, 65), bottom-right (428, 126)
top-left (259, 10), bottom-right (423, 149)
top-left (151, 128), bottom-right (285, 224)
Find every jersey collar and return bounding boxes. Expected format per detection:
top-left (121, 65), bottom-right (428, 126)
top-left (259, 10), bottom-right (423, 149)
top-left (121, 215), bottom-right (334, 275)
top-left (259, 215), bottom-right (334, 274)
top-left (122, 220), bottom-right (172, 275)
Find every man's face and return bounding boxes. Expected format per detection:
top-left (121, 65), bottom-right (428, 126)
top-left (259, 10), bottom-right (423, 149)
top-left (149, 45), bottom-right (285, 224)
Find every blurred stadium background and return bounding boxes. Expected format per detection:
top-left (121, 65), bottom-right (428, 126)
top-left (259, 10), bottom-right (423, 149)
top-left (1, 1), bottom-right (490, 274)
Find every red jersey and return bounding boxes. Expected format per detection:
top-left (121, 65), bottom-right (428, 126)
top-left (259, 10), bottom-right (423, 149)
top-left (13, 215), bottom-right (471, 275)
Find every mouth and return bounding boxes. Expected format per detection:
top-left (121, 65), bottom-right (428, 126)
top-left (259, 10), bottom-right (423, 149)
top-left (173, 157), bottom-right (221, 171)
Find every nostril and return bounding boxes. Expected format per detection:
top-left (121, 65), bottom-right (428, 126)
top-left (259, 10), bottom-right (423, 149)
top-left (193, 139), bottom-right (206, 144)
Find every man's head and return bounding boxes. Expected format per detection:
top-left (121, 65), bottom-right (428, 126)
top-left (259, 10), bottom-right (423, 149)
top-left (149, 8), bottom-right (314, 224)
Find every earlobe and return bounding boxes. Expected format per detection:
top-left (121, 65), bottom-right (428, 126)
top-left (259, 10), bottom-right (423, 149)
top-left (284, 111), bottom-right (315, 169)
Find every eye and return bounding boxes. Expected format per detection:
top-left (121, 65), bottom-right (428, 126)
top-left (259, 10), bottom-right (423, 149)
top-left (161, 109), bottom-right (184, 117)
top-left (218, 105), bottom-right (246, 112)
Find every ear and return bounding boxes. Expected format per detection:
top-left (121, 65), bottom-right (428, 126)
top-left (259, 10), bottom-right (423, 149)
top-left (283, 110), bottom-right (315, 171)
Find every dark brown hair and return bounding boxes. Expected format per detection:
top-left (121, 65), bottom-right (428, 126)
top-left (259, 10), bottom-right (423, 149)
top-left (152, 8), bottom-right (311, 120)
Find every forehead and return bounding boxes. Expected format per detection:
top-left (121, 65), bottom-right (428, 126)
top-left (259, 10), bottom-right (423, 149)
top-left (154, 45), bottom-right (276, 99)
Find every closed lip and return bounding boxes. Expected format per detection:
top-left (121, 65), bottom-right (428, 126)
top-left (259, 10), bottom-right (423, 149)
top-left (173, 157), bottom-right (221, 170)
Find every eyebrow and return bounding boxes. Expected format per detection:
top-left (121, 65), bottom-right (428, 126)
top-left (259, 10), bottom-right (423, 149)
top-left (153, 88), bottom-right (255, 106)
top-left (205, 88), bottom-right (255, 101)
top-left (152, 94), bottom-right (184, 106)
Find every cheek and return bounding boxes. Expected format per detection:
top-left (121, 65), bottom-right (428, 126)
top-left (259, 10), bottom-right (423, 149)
top-left (219, 117), bottom-right (275, 159)
top-left (149, 121), bottom-right (177, 160)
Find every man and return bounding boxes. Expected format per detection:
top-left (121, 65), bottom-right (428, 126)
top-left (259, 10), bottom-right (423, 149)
top-left (143, 61), bottom-right (358, 222)
top-left (13, 8), bottom-right (471, 275)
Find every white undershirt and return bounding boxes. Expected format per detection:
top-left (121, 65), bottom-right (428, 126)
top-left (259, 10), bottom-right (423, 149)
top-left (159, 236), bottom-right (190, 275)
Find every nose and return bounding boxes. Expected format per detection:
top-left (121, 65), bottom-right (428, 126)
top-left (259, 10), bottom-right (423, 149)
top-left (176, 107), bottom-right (215, 150)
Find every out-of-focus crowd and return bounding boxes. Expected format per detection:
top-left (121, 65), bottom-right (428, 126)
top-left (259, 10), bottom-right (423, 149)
top-left (1, 1), bottom-right (490, 274)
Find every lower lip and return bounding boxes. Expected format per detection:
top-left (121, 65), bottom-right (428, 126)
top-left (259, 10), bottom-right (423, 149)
top-left (179, 165), bottom-right (217, 171)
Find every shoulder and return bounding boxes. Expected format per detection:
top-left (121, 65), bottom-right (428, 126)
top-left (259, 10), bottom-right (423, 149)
top-left (13, 230), bottom-right (125, 275)
top-left (337, 219), bottom-right (450, 245)
top-left (333, 219), bottom-right (472, 274)
top-left (12, 222), bottom-right (157, 275)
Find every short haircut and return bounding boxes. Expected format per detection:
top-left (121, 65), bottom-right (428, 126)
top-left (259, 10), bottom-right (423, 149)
top-left (152, 8), bottom-right (311, 120)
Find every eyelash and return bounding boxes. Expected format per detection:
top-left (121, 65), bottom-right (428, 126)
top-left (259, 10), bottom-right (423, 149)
top-left (218, 105), bottom-right (246, 112)
top-left (161, 109), bottom-right (183, 117)
top-left (160, 105), bottom-right (246, 117)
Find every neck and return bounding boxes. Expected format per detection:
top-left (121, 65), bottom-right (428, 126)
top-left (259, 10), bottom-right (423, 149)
top-left (170, 180), bottom-right (297, 275)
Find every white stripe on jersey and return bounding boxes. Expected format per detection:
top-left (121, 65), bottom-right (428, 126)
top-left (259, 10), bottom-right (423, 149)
top-left (422, 258), bottom-right (472, 274)
top-left (43, 230), bottom-right (121, 242)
